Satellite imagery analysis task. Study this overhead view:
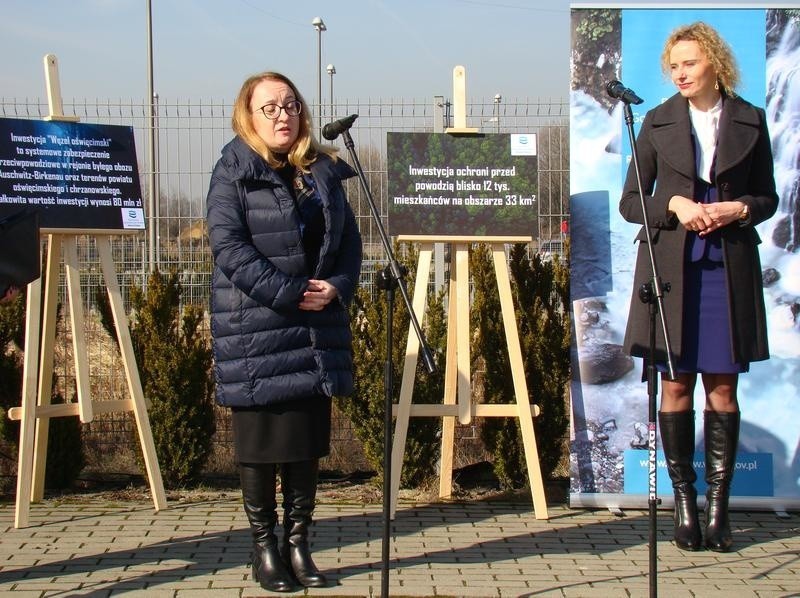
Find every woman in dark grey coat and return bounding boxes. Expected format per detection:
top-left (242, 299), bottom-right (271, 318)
top-left (620, 23), bottom-right (778, 553)
top-left (206, 71), bottom-right (361, 592)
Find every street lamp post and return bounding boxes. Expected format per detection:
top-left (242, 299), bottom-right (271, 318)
top-left (312, 17), bottom-right (326, 139)
top-left (493, 93), bottom-right (502, 133)
top-left (146, 0), bottom-right (156, 272)
top-left (326, 64), bottom-right (336, 121)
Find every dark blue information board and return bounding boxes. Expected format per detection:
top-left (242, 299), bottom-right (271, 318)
top-left (0, 117), bottom-right (144, 231)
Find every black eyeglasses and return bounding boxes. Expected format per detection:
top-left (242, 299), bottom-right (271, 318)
top-left (253, 100), bottom-right (302, 120)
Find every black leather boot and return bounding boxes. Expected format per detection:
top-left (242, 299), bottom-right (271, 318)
top-left (239, 463), bottom-right (297, 593)
top-left (659, 410), bottom-right (702, 551)
top-left (704, 410), bottom-right (740, 552)
top-left (280, 459), bottom-right (327, 588)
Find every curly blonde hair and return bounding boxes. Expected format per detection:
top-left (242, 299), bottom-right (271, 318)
top-left (231, 71), bottom-right (336, 171)
top-left (661, 21), bottom-right (740, 97)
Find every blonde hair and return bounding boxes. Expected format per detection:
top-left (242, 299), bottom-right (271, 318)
top-left (661, 22), bottom-right (740, 97)
top-left (231, 71), bottom-right (336, 170)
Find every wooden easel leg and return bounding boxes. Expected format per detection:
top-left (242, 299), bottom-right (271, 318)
top-left (492, 246), bottom-right (548, 520)
top-left (438, 272), bottom-right (458, 499)
top-left (454, 244), bottom-right (471, 426)
top-left (98, 238), bottom-right (167, 511)
top-left (15, 277), bottom-right (43, 528)
top-left (389, 244), bottom-right (433, 518)
top-left (63, 236), bottom-right (93, 423)
top-left (31, 235), bottom-right (61, 503)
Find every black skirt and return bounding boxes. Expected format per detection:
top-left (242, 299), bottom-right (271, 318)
top-left (231, 396), bottom-right (332, 464)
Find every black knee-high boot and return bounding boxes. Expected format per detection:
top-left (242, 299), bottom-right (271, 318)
top-left (659, 410), bottom-right (702, 551)
top-left (239, 463), bottom-right (297, 592)
top-left (704, 410), bottom-right (740, 552)
top-left (280, 459), bottom-right (327, 588)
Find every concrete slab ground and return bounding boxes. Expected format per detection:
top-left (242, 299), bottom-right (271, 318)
top-left (1, 493), bottom-right (798, 597)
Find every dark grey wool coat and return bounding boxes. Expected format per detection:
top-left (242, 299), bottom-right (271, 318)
top-left (619, 92), bottom-right (778, 365)
top-left (206, 137), bottom-right (362, 407)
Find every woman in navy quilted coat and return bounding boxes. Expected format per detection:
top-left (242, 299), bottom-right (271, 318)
top-left (206, 71), bottom-right (361, 592)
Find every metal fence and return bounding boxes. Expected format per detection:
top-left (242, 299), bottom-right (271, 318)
top-left (1, 96), bottom-right (569, 478)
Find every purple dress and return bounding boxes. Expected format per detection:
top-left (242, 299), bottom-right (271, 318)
top-left (672, 176), bottom-right (747, 374)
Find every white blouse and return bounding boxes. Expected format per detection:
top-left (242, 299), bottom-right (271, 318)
top-left (689, 97), bottom-right (723, 184)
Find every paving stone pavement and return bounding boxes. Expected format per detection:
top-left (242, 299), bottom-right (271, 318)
top-left (0, 495), bottom-right (799, 597)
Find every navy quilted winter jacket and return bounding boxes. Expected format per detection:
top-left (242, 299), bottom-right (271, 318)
top-left (206, 137), bottom-right (362, 407)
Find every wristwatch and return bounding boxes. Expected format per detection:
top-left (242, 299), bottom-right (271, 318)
top-left (738, 203), bottom-right (750, 223)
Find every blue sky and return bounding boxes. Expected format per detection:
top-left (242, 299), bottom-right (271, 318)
top-left (0, 1), bottom-right (772, 104)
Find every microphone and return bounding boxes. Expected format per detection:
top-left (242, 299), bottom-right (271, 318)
top-left (322, 114), bottom-right (358, 140)
top-left (606, 80), bottom-right (644, 105)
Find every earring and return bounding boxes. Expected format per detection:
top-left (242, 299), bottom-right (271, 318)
top-left (714, 80), bottom-right (719, 91)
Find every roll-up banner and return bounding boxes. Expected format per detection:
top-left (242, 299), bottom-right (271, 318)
top-left (569, 4), bottom-right (800, 509)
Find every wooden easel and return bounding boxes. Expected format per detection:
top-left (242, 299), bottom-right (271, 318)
top-left (7, 54), bottom-right (167, 528)
top-left (388, 67), bottom-right (548, 520)
top-left (390, 236), bottom-right (548, 520)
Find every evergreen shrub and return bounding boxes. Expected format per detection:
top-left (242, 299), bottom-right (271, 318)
top-left (341, 243), bottom-right (446, 488)
top-left (472, 243), bottom-right (571, 489)
top-left (99, 269), bottom-right (216, 488)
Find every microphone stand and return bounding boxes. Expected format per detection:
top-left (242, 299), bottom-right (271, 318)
top-left (339, 126), bottom-right (437, 598)
top-left (621, 100), bottom-right (676, 598)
